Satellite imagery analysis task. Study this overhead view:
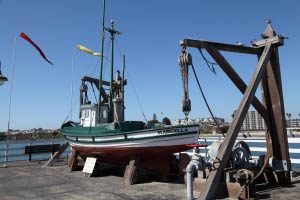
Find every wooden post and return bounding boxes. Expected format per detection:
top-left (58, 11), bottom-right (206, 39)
top-left (259, 22), bottom-right (291, 183)
top-left (124, 156), bottom-right (139, 185)
top-left (67, 150), bottom-right (79, 172)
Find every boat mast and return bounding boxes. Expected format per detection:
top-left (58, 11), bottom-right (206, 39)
top-left (98, 0), bottom-right (106, 124)
top-left (106, 20), bottom-right (121, 123)
top-left (122, 55), bottom-right (125, 120)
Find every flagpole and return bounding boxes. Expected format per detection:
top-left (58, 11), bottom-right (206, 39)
top-left (7, 38), bottom-right (17, 134)
top-left (70, 50), bottom-right (75, 121)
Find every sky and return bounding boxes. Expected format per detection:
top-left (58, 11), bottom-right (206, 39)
top-left (0, 0), bottom-right (300, 131)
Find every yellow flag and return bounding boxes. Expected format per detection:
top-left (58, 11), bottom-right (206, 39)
top-left (76, 45), bottom-right (102, 57)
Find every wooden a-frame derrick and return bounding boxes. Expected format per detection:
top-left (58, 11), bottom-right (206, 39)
top-left (180, 21), bottom-right (291, 199)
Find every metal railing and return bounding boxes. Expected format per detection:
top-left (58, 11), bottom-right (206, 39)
top-left (0, 139), bottom-right (70, 163)
top-left (197, 136), bottom-right (300, 169)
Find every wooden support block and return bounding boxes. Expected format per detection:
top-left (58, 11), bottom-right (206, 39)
top-left (67, 151), bottom-right (79, 172)
top-left (124, 157), bottom-right (139, 185)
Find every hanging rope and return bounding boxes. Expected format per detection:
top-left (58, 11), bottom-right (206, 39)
top-left (199, 48), bottom-right (217, 74)
top-left (190, 62), bottom-right (225, 137)
top-left (115, 38), bottom-right (148, 122)
top-left (125, 69), bottom-right (148, 122)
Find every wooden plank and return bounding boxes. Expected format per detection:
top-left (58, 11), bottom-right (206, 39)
top-left (124, 157), bottom-right (139, 185)
top-left (198, 44), bottom-right (272, 200)
top-left (180, 39), bottom-right (261, 55)
top-left (205, 46), bottom-right (268, 121)
top-left (67, 151), bottom-right (79, 172)
top-left (43, 142), bottom-right (69, 167)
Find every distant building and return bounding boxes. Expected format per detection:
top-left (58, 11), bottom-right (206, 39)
top-left (234, 110), bottom-right (300, 131)
top-left (235, 110), bottom-right (265, 131)
top-left (289, 119), bottom-right (300, 127)
top-left (174, 117), bottom-right (225, 126)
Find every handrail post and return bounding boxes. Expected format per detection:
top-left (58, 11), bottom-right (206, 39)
top-left (51, 140), bottom-right (54, 155)
top-left (4, 143), bottom-right (9, 162)
top-left (29, 142), bottom-right (32, 162)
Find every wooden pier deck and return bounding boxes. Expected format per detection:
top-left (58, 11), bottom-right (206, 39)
top-left (0, 160), bottom-right (299, 199)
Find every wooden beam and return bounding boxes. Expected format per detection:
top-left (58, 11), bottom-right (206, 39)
top-left (43, 142), bottom-right (69, 167)
top-left (252, 35), bottom-right (284, 48)
top-left (198, 44), bottom-right (272, 200)
top-left (67, 150), bottom-right (79, 172)
top-left (205, 46), bottom-right (268, 121)
top-left (82, 76), bottom-right (125, 89)
top-left (180, 39), bottom-right (261, 55)
top-left (82, 76), bottom-right (112, 87)
top-left (81, 76), bottom-right (109, 103)
top-left (261, 46), bottom-right (291, 178)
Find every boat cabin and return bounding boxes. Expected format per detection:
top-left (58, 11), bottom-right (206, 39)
top-left (80, 103), bottom-right (109, 127)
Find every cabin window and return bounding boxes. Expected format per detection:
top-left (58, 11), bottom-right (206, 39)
top-left (85, 110), bottom-right (90, 118)
top-left (102, 110), bottom-right (107, 119)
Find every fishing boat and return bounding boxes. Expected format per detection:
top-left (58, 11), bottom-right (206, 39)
top-left (61, 1), bottom-right (199, 173)
top-left (61, 68), bottom-right (199, 165)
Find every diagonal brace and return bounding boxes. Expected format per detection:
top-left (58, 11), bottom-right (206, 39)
top-left (204, 46), bottom-right (268, 121)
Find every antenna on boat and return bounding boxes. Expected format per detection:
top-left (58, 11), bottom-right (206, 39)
top-left (122, 55), bottom-right (125, 119)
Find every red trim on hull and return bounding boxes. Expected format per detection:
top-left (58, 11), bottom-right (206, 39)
top-left (72, 144), bottom-right (192, 159)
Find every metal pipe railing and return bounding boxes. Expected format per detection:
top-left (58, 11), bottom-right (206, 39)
top-left (0, 139), bottom-right (70, 162)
